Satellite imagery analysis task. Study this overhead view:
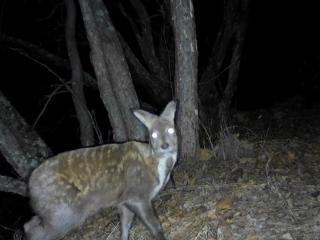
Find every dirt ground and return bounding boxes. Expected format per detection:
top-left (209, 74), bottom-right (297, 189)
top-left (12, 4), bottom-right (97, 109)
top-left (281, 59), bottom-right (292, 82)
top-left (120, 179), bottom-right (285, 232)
top-left (54, 100), bottom-right (320, 240)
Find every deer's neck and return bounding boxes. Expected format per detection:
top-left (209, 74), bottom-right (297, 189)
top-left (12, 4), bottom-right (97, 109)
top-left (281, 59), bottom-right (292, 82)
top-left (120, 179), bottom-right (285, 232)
top-left (150, 152), bottom-right (177, 199)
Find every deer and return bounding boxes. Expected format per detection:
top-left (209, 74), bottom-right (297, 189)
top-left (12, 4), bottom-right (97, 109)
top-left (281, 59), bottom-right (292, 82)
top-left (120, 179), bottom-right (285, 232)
top-left (24, 101), bottom-right (178, 240)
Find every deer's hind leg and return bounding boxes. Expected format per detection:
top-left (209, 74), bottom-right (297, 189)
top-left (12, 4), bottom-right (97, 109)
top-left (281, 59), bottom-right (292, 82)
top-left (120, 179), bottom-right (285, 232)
top-left (24, 203), bottom-right (81, 240)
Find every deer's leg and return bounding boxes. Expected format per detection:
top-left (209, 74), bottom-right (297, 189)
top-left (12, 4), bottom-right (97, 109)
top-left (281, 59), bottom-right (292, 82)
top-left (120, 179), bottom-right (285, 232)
top-left (127, 200), bottom-right (166, 240)
top-left (118, 204), bottom-right (135, 240)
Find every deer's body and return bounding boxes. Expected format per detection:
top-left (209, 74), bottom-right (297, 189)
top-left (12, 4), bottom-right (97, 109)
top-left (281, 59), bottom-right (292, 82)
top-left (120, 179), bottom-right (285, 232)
top-left (24, 101), bottom-right (177, 240)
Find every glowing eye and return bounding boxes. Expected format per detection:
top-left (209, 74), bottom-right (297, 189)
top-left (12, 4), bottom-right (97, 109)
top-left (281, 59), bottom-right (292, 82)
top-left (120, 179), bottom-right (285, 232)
top-left (151, 132), bottom-right (158, 139)
top-left (167, 128), bottom-right (175, 134)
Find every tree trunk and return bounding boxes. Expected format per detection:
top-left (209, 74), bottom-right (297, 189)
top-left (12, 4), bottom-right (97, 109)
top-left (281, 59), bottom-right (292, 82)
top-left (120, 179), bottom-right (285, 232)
top-left (118, 0), bottom-right (171, 106)
top-left (65, 0), bottom-right (94, 146)
top-left (127, 0), bottom-right (169, 85)
top-left (170, 0), bottom-right (199, 161)
top-left (78, 0), bottom-right (146, 142)
top-left (198, 0), bottom-right (251, 124)
top-left (118, 33), bottom-right (170, 105)
top-left (0, 90), bottom-right (51, 179)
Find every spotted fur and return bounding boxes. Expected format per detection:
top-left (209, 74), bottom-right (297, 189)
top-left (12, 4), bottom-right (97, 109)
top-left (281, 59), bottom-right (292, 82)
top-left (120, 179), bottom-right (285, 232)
top-left (24, 101), bottom-right (177, 240)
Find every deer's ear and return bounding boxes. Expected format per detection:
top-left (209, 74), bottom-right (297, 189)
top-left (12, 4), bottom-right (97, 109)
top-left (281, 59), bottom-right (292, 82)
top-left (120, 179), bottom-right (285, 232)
top-left (133, 110), bottom-right (157, 129)
top-left (161, 101), bottom-right (176, 122)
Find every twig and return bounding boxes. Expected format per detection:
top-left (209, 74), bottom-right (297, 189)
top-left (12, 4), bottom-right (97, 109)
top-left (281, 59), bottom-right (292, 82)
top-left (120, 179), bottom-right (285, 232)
top-left (9, 47), bottom-right (101, 142)
top-left (32, 85), bottom-right (65, 128)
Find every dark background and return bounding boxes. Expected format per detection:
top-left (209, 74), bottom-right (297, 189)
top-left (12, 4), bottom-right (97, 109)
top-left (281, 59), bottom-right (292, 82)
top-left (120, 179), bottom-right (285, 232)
top-left (0, 0), bottom-right (320, 238)
top-left (1, 1), bottom-right (319, 116)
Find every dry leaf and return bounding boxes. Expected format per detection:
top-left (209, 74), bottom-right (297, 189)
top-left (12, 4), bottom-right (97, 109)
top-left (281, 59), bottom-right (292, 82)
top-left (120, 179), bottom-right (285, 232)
top-left (216, 197), bottom-right (233, 210)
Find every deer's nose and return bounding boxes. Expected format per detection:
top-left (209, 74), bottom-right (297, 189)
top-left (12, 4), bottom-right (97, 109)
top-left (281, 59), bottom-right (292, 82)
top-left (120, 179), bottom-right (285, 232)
top-left (161, 143), bottom-right (169, 149)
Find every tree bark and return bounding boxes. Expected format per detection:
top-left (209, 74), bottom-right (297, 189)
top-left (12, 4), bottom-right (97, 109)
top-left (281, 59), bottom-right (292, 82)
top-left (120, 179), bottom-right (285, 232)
top-left (0, 175), bottom-right (27, 196)
top-left (0, 91), bottom-right (51, 179)
top-left (78, 0), bottom-right (146, 142)
top-left (65, 0), bottom-right (94, 146)
top-left (170, 0), bottom-right (199, 161)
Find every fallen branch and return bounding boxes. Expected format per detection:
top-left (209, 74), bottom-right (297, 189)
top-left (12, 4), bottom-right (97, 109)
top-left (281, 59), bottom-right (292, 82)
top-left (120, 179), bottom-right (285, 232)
top-left (0, 175), bottom-right (27, 197)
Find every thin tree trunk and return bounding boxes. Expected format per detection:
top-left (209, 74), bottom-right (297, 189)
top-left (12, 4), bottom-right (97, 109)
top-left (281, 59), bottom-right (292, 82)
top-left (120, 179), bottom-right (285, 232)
top-left (65, 0), bottom-right (94, 146)
top-left (127, 0), bottom-right (169, 85)
top-left (170, 0), bottom-right (199, 161)
top-left (0, 90), bottom-right (51, 179)
top-left (118, 1), bottom-right (171, 105)
top-left (199, 22), bottom-right (232, 103)
top-left (78, 0), bottom-right (146, 142)
top-left (219, 0), bottom-right (251, 121)
top-left (118, 33), bottom-right (170, 105)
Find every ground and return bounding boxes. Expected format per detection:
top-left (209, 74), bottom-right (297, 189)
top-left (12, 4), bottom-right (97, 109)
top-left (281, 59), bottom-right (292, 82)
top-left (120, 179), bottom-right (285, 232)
top-left (53, 99), bottom-right (320, 240)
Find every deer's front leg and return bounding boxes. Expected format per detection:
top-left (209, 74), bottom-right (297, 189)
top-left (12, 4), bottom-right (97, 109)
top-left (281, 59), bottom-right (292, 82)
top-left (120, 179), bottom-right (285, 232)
top-left (127, 200), bottom-right (166, 240)
top-left (118, 204), bottom-right (135, 240)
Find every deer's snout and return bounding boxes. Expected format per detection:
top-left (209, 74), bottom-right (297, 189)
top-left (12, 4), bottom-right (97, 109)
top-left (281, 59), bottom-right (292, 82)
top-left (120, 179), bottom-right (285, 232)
top-left (161, 143), bottom-right (169, 149)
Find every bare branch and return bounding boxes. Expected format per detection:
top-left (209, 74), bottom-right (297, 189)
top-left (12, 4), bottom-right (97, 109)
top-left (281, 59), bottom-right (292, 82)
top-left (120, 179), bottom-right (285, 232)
top-left (65, 0), bottom-right (94, 146)
top-left (0, 34), bottom-right (97, 89)
top-left (14, 51), bottom-right (102, 144)
top-left (32, 85), bottom-right (65, 128)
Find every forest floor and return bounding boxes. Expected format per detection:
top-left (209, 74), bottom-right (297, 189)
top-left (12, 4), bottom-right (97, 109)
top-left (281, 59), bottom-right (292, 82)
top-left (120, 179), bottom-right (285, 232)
top-left (57, 98), bottom-right (320, 240)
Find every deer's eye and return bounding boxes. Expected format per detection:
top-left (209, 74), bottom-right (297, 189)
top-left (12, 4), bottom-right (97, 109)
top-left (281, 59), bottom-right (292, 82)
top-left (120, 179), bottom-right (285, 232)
top-left (167, 128), bottom-right (175, 134)
top-left (151, 132), bottom-right (158, 139)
